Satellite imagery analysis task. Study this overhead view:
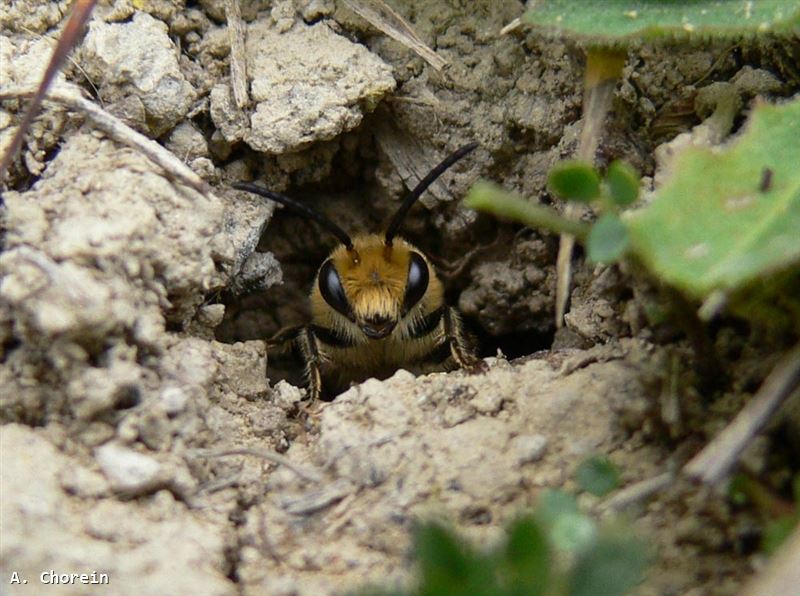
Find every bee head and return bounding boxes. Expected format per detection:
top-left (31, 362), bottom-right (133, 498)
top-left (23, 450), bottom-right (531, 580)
top-left (232, 142), bottom-right (477, 340)
top-left (314, 236), bottom-right (441, 339)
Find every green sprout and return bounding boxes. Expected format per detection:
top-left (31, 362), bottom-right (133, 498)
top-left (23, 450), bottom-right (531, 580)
top-left (359, 457), bottom-right (644, 596)
top-left (465, 96), bottom-right (800, 326)
top-left (465, 157), bottom-right (640, 266)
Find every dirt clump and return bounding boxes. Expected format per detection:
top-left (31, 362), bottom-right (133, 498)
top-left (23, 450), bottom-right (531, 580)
top-left (2, 1), bottom-right (798, 595)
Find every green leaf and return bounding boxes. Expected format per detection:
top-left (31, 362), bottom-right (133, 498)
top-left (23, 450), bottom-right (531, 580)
top-left (414, 523), bottom-right (500, 596)
top-left (537, 489), bottom-right (580, 521)
top-left (727, 475), bottom-right (751, 507)
top-left (548, 161), bottom-right (601, 203)
top-left (569, 533), bottom-right (649, 596)
top-left (551, 513), bottom-right (597, 554)
top-left (503, 516), bottom-right (550, 596)
top-left (626, 98), bottom-right (800, 304)
top-left (793, 475), bottom-right (800, 504)
top-left (523, 0), bottom-right (800, 44)
top-left (464, 181), bottom-right (590, 239)
top-left (537, 490), bottom-right (596, 554)
top-left (414, 522), bottom-right (472, 593)
top-left (605, 161), bottom-right (640, 206)
top-left (762, 517), bottom-right (799, 555)
top-left (587, 213), bottom-right (629, 264)
top-left (576, 456), bottom-right (620, 497)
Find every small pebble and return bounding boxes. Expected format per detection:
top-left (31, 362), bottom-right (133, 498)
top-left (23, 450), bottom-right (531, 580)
top-left (159, 387), bottom-right (189, 416)
top-left (512, 434), bottom-right (548, 464)
top-left (95, 443), bottom-right (164, 495)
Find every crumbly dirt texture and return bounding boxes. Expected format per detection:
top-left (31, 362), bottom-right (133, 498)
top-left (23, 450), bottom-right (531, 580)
top-left (1, 1), bottom-right (799, 595)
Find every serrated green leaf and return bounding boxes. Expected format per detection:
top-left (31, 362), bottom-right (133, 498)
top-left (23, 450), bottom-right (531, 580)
top-left (576, 456), bottom-right (620, 497)
top-left (569, 532), bottom-right (648, 596)
top-left (548, 161), bottom-right (601, 203)
top-left (588, 213), bottom-right (629, 263)
top-left (626, 98), bottom-right (800, 302)
top-left (605, 161), bottom-right (640, 206)
top-left (523, 0), bottom-right (800, 43)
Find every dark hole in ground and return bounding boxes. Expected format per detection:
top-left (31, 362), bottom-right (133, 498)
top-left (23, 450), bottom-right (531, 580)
top-left (215, 136), bottom-right (552, 396)
top-left (471, 318), bottom-right (554, 361)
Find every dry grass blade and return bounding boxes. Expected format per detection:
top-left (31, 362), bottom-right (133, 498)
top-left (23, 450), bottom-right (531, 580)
top-left (0, 0), bottom-right (98, 182)
top-left (683, 342), bottom-right (800, 484)
top-left (0, 85), bottom-right (211, 197)
top-left (225, 0), bottom-right (249, 109)
top-left (278, 479), bottom-right (355, 515)
top-left (600, 472), bottom-right (675, 512)
top-left (194, 447), bottom-right (324, 484)
top-left (343, 0), bottom-right (447, 72)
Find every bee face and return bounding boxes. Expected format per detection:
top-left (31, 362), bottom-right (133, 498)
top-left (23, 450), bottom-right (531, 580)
top-left (233, 142), bottom-right (480, 400)
top-left (311, 235), bottom-right (443, 341)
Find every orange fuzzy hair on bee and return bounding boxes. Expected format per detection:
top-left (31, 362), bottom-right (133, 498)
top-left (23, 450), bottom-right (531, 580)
top-left (311, 235), bottom-right (444, 341)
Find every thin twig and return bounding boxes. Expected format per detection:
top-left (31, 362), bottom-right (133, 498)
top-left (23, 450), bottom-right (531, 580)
top-left (343, 0), bottom-right (447, 72)
top-left (683, 342), bottom-right (800, 484)
top-left (499, 17), bottom-right (522, 35)
top-left (278, 478), bottom-right (354, 515)
top-left (0, 85), bottom-right (211, 196)
top-left (600, 472), bottom-right (675, 512)
top-left (194, 447), bottom-right (323, 483)
top-left (225, 0), bottom-right (249, 109)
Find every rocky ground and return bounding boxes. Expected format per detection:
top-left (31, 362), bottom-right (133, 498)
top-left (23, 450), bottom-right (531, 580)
top-left (1, 1), bottom-right (798, 594)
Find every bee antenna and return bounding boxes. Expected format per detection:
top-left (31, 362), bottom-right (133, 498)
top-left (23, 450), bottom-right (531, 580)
top-left (384, 142), bottom-right (478, 245)
top-left (233, 183), bottom-right (354, 250)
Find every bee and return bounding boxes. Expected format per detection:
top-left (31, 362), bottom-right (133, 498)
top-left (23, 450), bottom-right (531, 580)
top-left (233, 142), bottom-right (483, 400)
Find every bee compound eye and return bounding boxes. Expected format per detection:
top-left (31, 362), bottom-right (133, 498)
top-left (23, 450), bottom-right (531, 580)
top-left (402, 252), bottom-right (429, 313)
top-left (318, 260), bottom-right (353, 319)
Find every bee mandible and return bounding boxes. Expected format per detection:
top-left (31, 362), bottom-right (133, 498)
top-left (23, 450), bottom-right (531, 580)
top-left (234, 142), bottom-right (482, 400)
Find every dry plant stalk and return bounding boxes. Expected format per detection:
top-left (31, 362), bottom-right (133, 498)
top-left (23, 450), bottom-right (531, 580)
top-left (0, 86), bottom-right (212, 196)
top-left (555, 48), bottom-right (626, 327)
top-left (225, 0), bottom-right (250, 109)
top-left (683, 342), bottom-right (800, 484)
top-left (0, 0), bottom-right (98, 182)
top-left (343, 0), bottom-right (447, 72)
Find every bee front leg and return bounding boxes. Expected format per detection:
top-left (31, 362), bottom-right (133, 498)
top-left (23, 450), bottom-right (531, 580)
top-left (443, 307), bottom-right (486, 373)
top-left (269, 325), bottom-right (324, 401)
top-left (295, 326), bottom-right (323, 401)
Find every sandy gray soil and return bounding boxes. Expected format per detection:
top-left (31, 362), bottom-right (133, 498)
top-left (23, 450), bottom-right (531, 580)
top-left (1, 1), bottom-right (799, 595)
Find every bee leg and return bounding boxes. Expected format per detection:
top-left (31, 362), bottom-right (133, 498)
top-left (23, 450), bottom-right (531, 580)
top-left (444, 307), bottom-right (487, 374)
top-left (267, 325), bottom-right (304, 354)
top-left (295, 326), bottom-right (323, 402)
